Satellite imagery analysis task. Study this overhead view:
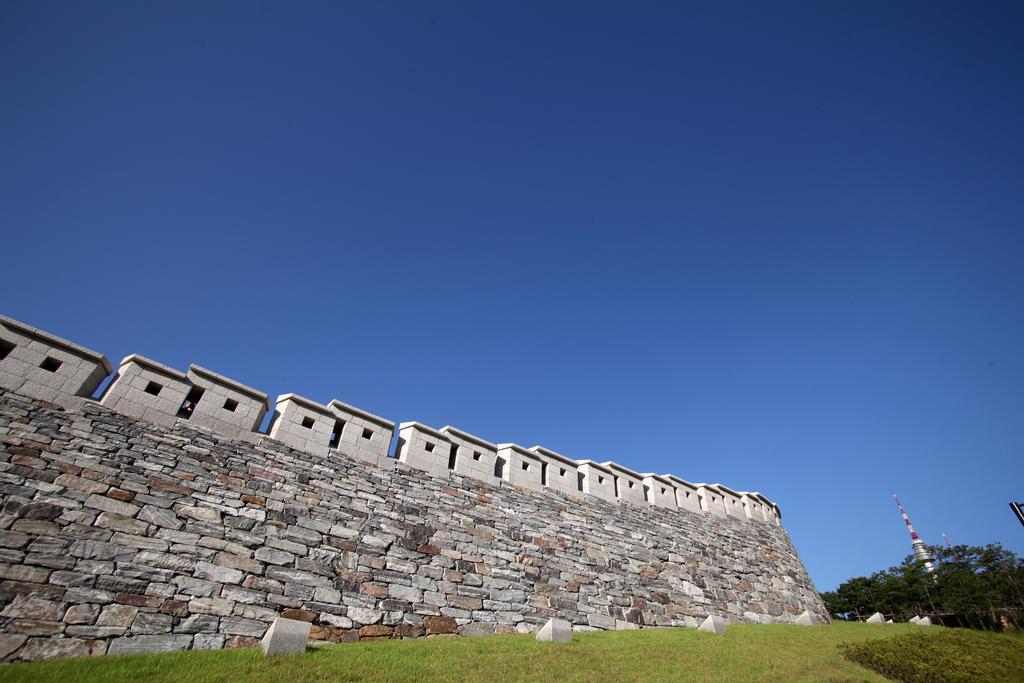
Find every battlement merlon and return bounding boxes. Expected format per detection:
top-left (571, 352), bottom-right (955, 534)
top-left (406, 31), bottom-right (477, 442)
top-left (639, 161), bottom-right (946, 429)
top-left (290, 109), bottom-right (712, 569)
top-left (99, 355), bottom-right (192, 427)
top-left (185, 365), bottom-right (270, 442)
top-left (441, 426), bottom-right (497, 450)
top-left (327, 400), bottom-right (395, 467)
top-left (601, 461), bottom-right (647, 506)
top-left (188, 365), bottom-right (270, 409)
top-left (0, 314), bottom-right (113, 374)
top-left (118, 354), bottom-right (189, 381)
top-left (529, 446), bottom-right (579, 496)
top-left (708, 483), bottom-right (747, 520)
top-left (0, 315), bottom-right (113, 406)
top-left (396, 422), bottom-right (453, 477)
top-left (664, 475), bottom-right (702, 513)
top-left (640, 473), bottom-right (678, 509)
top-left (440, 426), bottom-right (499, 485)
top-left (267, 393), bottom-right (338, 456)
top-left (274, 393), bottom-right (335, 416)
top-left (737, 491), bottom-right (771, 523)
top-left (576, 460), bottom-right (617, 503)
top-left (496, 443), bottom-right (544, 491)
top-left (753, 492), bottom-right (782, 522)
top-left (329, 399), bottom-right (395, 431)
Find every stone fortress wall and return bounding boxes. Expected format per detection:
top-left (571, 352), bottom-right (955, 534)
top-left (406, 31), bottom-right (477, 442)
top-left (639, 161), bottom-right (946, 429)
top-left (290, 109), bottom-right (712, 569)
top-left (0, 314), bottom-right (826, 662)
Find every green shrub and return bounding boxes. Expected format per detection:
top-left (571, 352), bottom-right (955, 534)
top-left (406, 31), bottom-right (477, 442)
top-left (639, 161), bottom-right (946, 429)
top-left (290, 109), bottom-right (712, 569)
top-left (841, 628), bottom-right (1024, 682)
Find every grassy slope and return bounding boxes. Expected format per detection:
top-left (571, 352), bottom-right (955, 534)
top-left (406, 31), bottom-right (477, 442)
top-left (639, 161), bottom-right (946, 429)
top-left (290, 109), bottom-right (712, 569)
top-left (0, 623), bottom-right (928, 683)
top-left (842, 628), bottom-right (1024, 682)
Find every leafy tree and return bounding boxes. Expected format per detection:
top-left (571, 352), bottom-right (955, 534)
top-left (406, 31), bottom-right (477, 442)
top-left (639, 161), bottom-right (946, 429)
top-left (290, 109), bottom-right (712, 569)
top-left (821, 544), bottom-right (1024, 624)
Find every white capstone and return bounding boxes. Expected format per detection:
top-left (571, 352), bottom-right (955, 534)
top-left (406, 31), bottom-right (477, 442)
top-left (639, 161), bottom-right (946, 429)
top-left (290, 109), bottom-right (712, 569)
top-left (866, 612), bottom-right (885, 624)
top-left (698, 614), bottom-right (727, 635)
top-left (536, 618), bottom-right (572, 643)
top-left (795, 610), bottom-right (820, 626)
top-left (917, 616), bottom-right (932, 626)
top-left (909, 615), bottom-right (921, 624)
top-left (261, 617), bottom-right (311, 655)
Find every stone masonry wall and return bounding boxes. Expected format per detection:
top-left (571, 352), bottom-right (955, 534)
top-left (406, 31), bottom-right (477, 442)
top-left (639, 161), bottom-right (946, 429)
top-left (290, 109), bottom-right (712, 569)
top-left (0, 390), bottom-right (826, 662)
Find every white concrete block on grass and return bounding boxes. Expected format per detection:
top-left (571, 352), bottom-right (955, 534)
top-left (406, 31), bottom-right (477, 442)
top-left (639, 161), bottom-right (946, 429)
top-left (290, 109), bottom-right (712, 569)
top-left (536, 618), bottom-right (572, 643)
top-left (795, 610), bottom-right (820, 626)
top-left (866, 612), bottom-right (885, 624)
top-left (698, 615), bottom-right (726, 635)
top-left (261, 617), bottom-right (311, 655)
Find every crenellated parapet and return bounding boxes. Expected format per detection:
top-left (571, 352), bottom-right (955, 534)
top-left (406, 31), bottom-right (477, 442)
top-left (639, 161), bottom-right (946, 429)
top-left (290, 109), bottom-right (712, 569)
top-left (0, 314), bottom-right (783, 526)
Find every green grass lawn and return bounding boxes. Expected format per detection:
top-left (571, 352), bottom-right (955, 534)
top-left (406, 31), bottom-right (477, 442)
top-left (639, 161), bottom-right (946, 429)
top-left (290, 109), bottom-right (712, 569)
top-left (0, 623), bottom-right (1015, 683)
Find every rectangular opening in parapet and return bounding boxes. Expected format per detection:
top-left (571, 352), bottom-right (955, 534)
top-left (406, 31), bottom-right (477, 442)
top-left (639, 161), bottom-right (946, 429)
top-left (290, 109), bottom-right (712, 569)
top-left (425, 442), bottom-right (435, 453)
top-left (40, 357), bottom-right (63, 372)
top-left (223, 398), bottom-right (239, 412)
top-left (301, 416), bottom-right (315, 429)
top-left (144, 381), bottom-right (163, 396)
top-left (362, 428), bottom-right (373, 440)
top-left (559, 468), bottom-right (566, 477)
top-left (177, 386), bottom-right (205, 419)
top-left (0, 340), bottom-right (14, 361)
top-left (447, 445), bottom-right (457, 470)
top-left (540, 462), bottom-right (547, 486)
top-left (494, 455), bottom-right (505, 478)
top-left (329, 419), bottom-right (345, 448)
top-left (628, 481), bottom-right (635, 489)
top-left (472, 451), bottom-right (481, 461)
top-left (521, 461), bottom-right (529, 471)
top-left (643, 485), bottom-right (650, 503)
top-left (598, 475), bottom-right (605, 485)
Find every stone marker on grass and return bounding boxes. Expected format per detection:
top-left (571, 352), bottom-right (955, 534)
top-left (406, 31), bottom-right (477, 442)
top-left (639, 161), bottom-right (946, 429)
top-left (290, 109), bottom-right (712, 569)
top-left (795, 610), bottom-right (820, 626)
top-left (536, 618), bottom-right (572, 643)
top-left (909, 616), bottom-right (921, 624)
top-left (698, 615), bottom-right (727, 635)
top-left (917, 616), bottom-right (932, 626)
top-left (866, 612), bottom-right (885, 624)
top-left (261, 617), bottom-right (311, 655)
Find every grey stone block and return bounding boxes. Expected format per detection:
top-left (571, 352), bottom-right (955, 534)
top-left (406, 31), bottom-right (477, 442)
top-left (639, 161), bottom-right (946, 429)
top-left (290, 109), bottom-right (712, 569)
top-left (536, 618), bottom-right (572, 642)
top-left (261, 617), bottom-right (311, 656)
top-left (107, 634), bottom-right (193, 655)
top-left (698, 615), bottom-right (726, 634)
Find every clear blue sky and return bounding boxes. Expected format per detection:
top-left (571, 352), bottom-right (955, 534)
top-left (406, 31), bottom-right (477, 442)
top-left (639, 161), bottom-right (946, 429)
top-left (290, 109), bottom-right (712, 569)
top-left (2, 1), bottom-right (1022, 592)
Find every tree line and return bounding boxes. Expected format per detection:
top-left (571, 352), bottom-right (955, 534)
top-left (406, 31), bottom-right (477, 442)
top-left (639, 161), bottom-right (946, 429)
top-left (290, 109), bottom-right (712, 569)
top-left (821, 544), bottom-right (1024, 629)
